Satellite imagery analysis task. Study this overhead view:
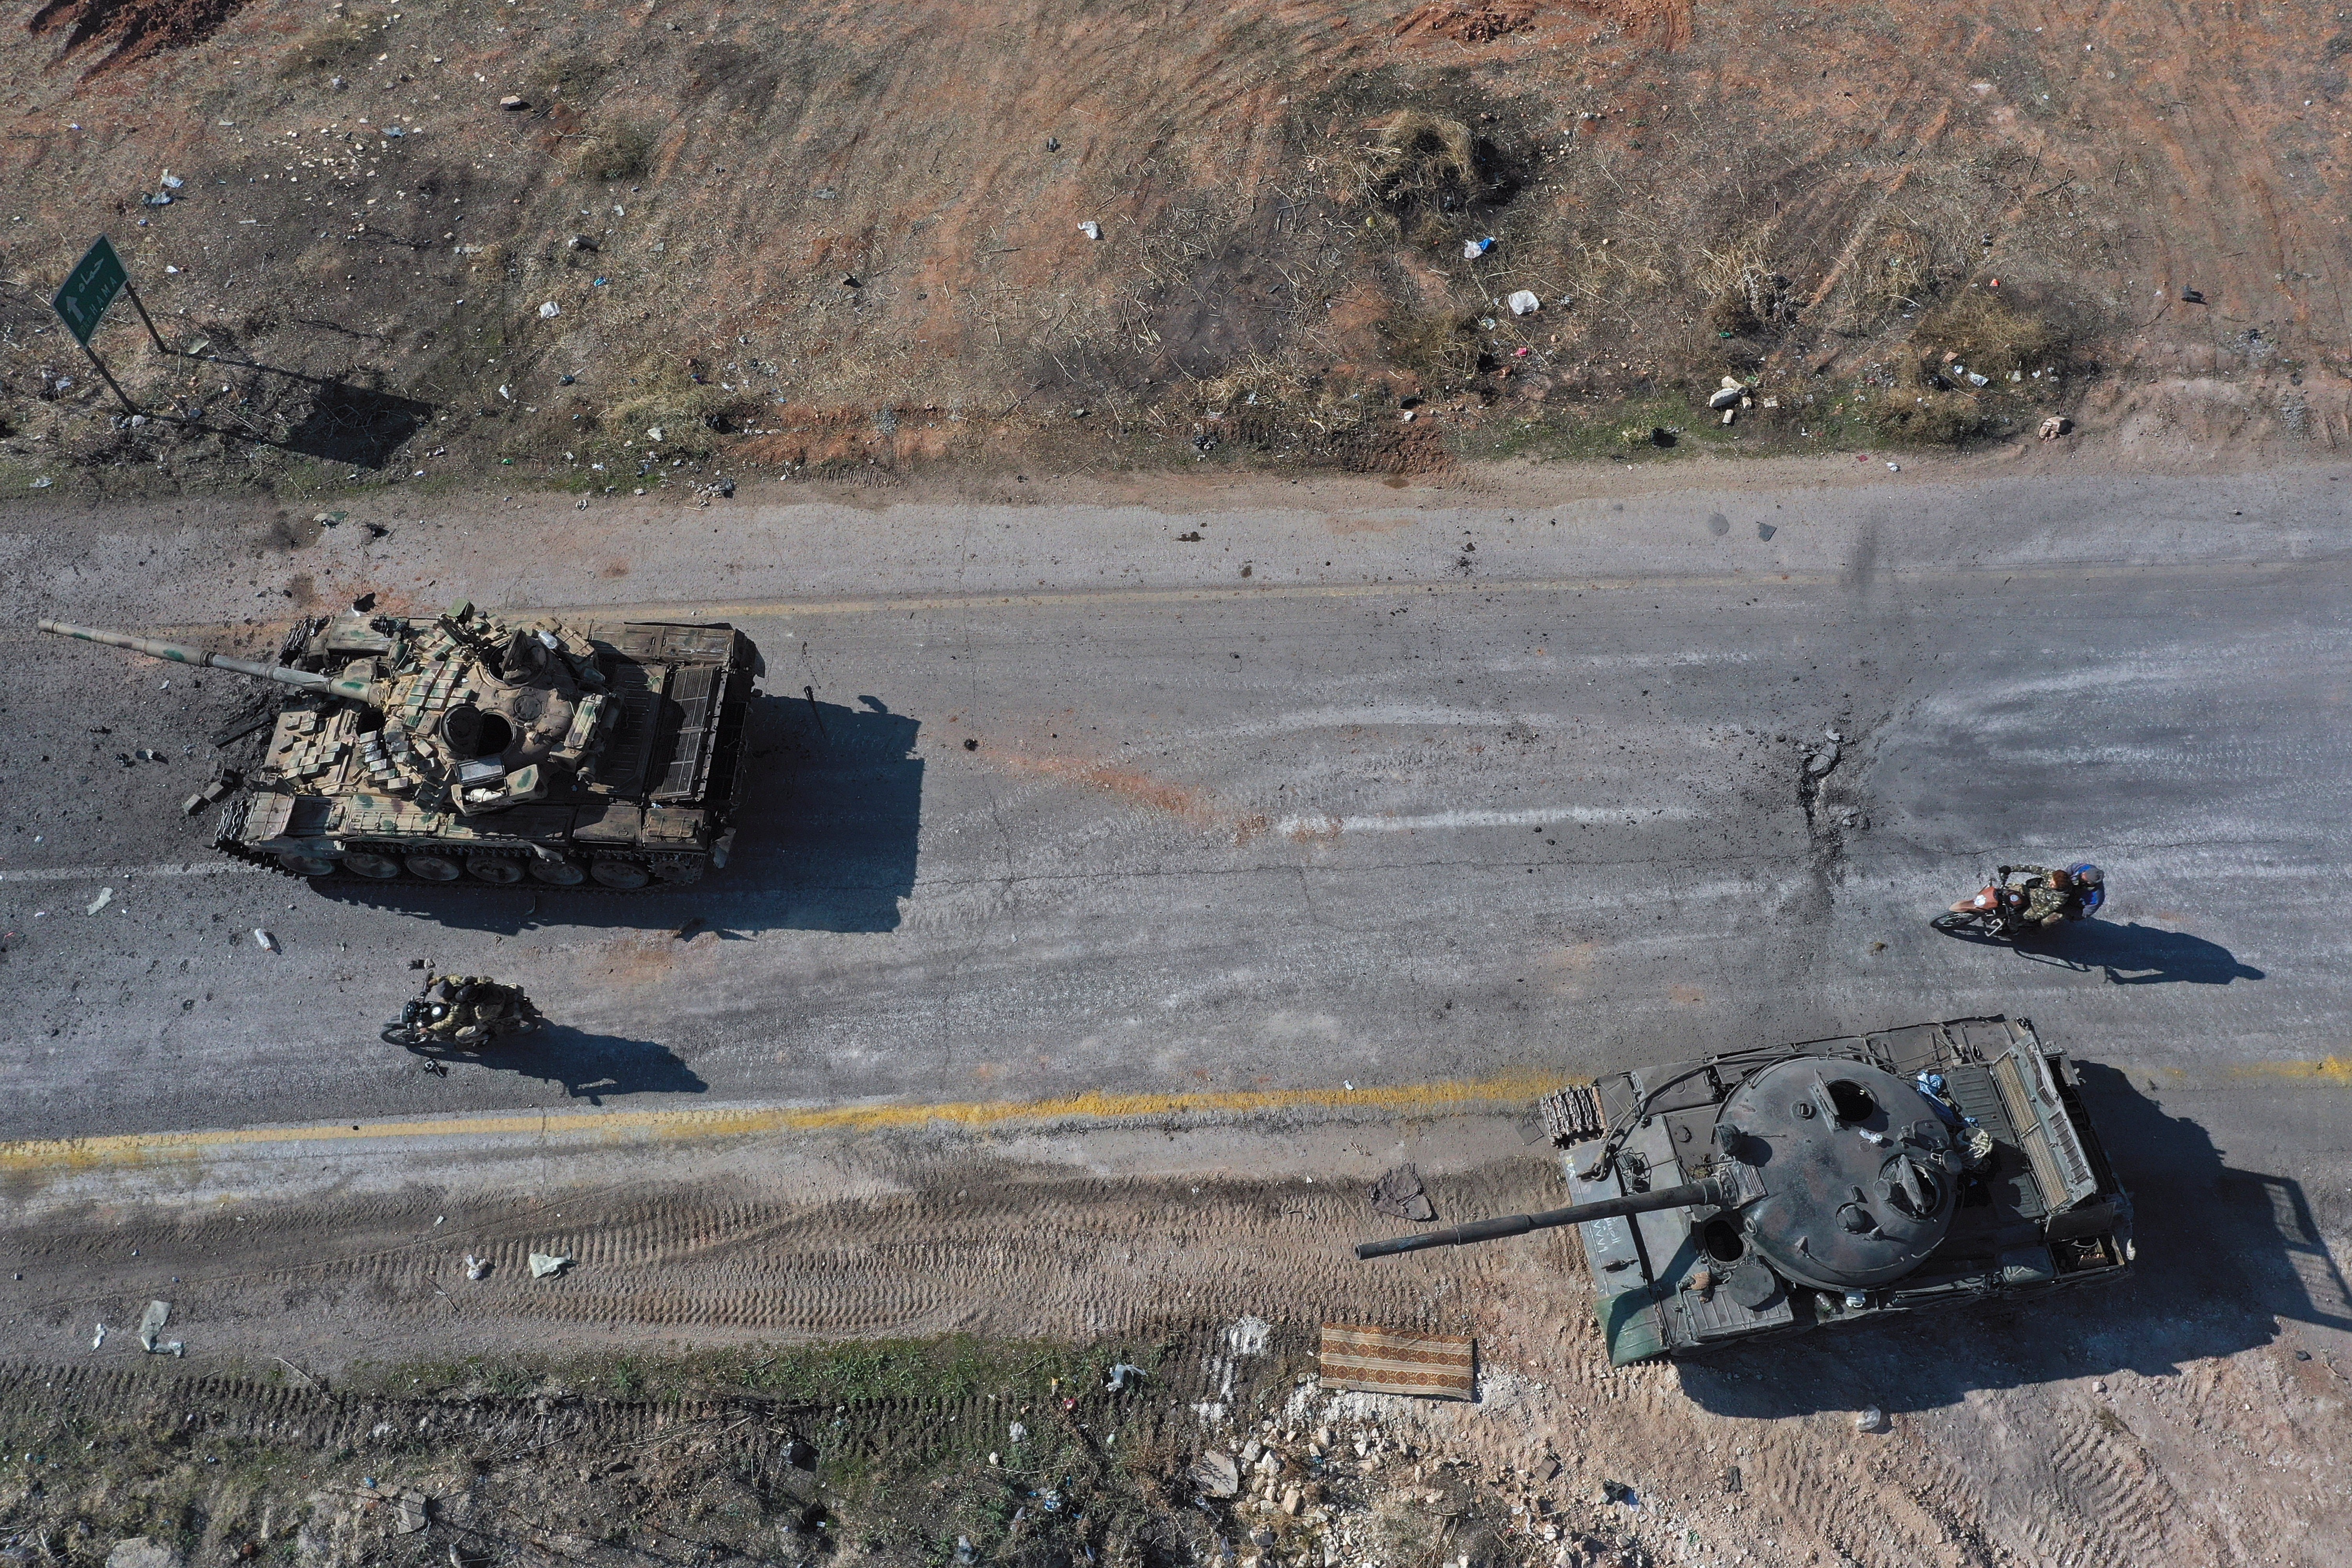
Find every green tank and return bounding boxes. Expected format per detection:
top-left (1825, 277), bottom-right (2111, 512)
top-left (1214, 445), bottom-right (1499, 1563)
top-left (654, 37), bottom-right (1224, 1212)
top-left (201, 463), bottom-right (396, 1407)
top-left (1358, 1016), bottom-right (2133, 1364)
top-left (40, 604), bottom-right (760, 890)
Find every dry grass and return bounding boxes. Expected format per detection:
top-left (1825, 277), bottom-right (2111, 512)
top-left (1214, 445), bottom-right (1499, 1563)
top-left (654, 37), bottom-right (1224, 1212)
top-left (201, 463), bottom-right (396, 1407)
top-left (574, 122), bottom-right (653, 181)
top-left (273, 10), bottom-right (383, 78)
top-left (1911, 293), bottom-right (2071, 381)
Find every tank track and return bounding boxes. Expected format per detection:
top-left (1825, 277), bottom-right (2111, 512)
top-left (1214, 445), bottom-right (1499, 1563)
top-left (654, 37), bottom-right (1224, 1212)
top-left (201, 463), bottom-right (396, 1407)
top-left (212, 796), bottom-right (698, 894)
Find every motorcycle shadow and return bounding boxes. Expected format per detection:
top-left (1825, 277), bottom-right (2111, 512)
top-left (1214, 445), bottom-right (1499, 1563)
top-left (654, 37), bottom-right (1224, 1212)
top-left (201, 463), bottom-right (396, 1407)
top-left (2049, 919), bottom-right (2264, 985)
top-left (401, 1025), bottom-right (708, 1104)
top-left (1957, 917), bottom-right (2265, 985)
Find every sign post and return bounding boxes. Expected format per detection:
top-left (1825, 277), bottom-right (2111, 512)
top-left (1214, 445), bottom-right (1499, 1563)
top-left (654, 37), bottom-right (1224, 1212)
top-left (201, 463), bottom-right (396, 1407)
top-left (51, 236), bottom-right (169, 416)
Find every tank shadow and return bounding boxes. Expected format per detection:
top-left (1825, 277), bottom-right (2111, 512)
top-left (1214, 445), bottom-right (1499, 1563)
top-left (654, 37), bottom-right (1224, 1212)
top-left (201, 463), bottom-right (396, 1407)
top-left (1673, 1063), bottom-right (2349, 1417)
top-left (405, 1026), bottom-right (707, 1105)
top-left (2031, 919), bottom-right (2265, 985)
top-left (307, 693), bottom-right (922, 935)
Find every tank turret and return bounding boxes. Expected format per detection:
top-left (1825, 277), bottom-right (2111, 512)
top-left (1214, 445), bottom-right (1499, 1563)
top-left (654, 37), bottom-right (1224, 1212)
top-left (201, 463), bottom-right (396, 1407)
top-left (40, 603), bottom-right (760, 890)
top-left (1357, 1016), bottom-right (2132, 1364)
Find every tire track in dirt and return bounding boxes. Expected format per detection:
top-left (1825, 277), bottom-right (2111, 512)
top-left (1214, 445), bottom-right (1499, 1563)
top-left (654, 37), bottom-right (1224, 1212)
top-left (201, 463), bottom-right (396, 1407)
top-left (9, 1147), bottom-right (2347, 1567)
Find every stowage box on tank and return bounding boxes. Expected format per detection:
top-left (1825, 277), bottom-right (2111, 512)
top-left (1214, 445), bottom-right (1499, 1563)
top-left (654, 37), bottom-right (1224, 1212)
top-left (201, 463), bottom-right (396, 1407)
top-left (40, 604), bottom-right (760, 891)
top-left (1358, 1016), bottom-right (2132, 1364)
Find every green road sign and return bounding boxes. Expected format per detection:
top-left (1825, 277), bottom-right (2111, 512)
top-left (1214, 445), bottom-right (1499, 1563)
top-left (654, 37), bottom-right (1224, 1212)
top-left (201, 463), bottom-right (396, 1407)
top-left (54, 236), bottom-right (127, 347)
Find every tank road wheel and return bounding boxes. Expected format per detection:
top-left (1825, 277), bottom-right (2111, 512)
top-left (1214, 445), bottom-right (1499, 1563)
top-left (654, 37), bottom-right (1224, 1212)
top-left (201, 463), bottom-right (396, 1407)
top-left (528, 856), bottom-right (588, 887)
top-left (466, 856), bottom-right (525, 886)
top-left (405, 853), bottom-right (463, 882)
top-left (590, 858), bottom-right (652, 890)
top-left (278, 851), bottom-right (339, 877)
top-left (343, 851), bottom-right (403, 879)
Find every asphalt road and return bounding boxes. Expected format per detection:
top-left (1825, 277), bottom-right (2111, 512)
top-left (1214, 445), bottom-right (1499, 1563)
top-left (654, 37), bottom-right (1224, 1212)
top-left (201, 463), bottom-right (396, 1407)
top-left (2, 460), bottom-right (2346, 1204)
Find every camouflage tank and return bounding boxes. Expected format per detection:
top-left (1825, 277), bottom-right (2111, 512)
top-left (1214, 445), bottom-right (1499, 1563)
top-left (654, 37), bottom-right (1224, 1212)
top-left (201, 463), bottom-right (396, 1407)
top-left (1358, 1016), bottom-right (2132, 1364)
top-left (39, 604), bottom-right (760, 890)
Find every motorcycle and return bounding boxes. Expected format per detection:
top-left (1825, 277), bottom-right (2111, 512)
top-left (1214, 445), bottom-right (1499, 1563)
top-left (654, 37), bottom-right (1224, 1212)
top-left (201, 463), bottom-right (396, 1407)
top-left (1931, 863), bottom-right (2105, 938)
top-left (380, 984), bottom-right (544, 1050)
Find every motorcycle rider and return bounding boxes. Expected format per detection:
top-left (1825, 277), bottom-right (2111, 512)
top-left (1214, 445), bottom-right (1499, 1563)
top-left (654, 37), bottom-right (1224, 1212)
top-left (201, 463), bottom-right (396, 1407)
top-left (406, 974), bottom-right (537, 1044)
top-left (2006, 865), bottom-right (2087, 927)
top-left (1945, 863), bottom-right (2102, 931)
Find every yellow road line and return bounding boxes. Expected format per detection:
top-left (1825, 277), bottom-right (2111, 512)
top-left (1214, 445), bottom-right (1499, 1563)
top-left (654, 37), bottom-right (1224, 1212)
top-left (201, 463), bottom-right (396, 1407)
top-left (2226, 1056), bottom-right (2352, 1087)
top-left (0, 1070), bottom-right (1573, 1172)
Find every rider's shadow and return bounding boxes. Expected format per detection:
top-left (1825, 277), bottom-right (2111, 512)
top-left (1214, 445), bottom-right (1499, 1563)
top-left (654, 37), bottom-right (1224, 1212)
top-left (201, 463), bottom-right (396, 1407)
top-left (2040, 920), bottom-right (2265, 985)
top-left (414, 1028), bottom-right (708, 1104)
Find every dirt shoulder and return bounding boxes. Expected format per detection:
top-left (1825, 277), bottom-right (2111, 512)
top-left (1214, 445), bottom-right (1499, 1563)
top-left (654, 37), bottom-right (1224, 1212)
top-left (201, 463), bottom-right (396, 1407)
top-left (4, 1107), bottom-right (2349, 1568)
top-left (4, 0), bottom-right (2348, 498)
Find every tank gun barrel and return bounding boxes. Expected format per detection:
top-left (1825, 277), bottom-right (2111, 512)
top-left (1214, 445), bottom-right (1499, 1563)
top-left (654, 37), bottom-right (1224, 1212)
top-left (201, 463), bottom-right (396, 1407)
top-left (39, 619), bottom-right (334, 693)
top-left (1354, 1176), bottom-right (1730, 1260)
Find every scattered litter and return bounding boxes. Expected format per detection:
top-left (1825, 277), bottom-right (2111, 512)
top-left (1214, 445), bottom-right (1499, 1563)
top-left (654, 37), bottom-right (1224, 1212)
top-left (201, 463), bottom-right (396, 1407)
top-left (1462, 236), bottom-right (1495, 259)
top-left (1078, 220), bottom-right (1101, 241)
top-left (1853, 1405), bottom-right (1887, 1433)
top-left (1368, 1164), bottom-right (1435, 1222)
top-left (1966, 371), bottom-right (1990, 387)
top-left (1886, 461), bottom-right (1900, 472)
top-left (2181, 287), bottom-right (2206, 305)
top-left (1191, 1450), bottom-right (1241, 1498)
top-left (539, 300), bottom-right (560, 318)
top-left (85, 887), bottom-right (113, 915)
top-left (1600, 1479), bottom-right (1637, 1507)
top-left (527, 1252), bottom-right (572, 1278)
top-left (253, 928), bottom-right (276, 952)
top-left (1708, 377), bottom-right (1747, 411)
top-left (1506, 289), bottom-right (1541, 315)
top-left (91, 1323), bottom-right (106, 1350)
top-left (137, 1300), bottom-right (184, 1356)
top-left (646, 425), bottom-right (665, 442)
top-left (567, 233), bottom-right (599, 252)
top-left (465, 1255), bottom-right (490, 1281)
top-left (956, 1537), bottom-right (976, 1564)
top-left (160, 173), bottom-right (183, 189)
top-left (2039, 415), bottom-right (2072, 439)
top-left (498, 385), bottom-right (514, 400)
top-left (30, 477), bottom-right (52, 489)
top-left (1007, 1421), bottom-right (1027, 1444)
top-left (1105, 1362), bottom-right (1145, 1392)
